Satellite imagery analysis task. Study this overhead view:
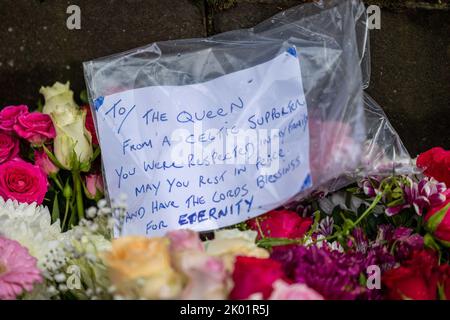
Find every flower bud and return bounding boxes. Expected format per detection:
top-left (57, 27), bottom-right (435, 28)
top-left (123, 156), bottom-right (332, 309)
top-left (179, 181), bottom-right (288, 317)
top-left (425, 190), bottom-right (450, 247)
top-left (34, 149), bottom-right (59, 175)
top-left (63, 182), bottom-right (73, 199)
top-left (85, 173), bottom-right (104, 201)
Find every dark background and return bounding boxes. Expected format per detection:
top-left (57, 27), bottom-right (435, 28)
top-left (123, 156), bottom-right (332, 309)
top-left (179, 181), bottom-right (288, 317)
top-left (0, 0), bottom-right (449, 156)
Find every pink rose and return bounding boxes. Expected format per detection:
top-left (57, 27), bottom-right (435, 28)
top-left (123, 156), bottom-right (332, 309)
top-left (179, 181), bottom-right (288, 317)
top-left (34, 149), bottom-right (59, 175)
top-left (268, 280), bottom-right (324, 300)
top-left (0, 158), bottom-right (48, 204)
top-left (0, 105), bottom-right (29, 132)
top-left (85, 172), bottom-right (104, 199)
top-left (0, 132), bottom-right (19, 164)
top-left (14, 112), bottom-right (56, 145)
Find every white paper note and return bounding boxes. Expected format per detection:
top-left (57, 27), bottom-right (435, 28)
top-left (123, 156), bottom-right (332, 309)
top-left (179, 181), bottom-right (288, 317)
top-left (93, 46), bottom-right (311, 237)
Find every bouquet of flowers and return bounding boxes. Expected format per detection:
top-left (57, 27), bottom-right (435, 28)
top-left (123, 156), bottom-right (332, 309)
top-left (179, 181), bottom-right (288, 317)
top-left (0, 82), bottom-right (449, 300)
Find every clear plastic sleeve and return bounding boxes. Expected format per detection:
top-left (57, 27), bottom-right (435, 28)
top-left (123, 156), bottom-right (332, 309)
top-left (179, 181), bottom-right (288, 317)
top-left (83, 0), bottom-right (372, 233)
top-left (299, 92), bottom-right (416, 198)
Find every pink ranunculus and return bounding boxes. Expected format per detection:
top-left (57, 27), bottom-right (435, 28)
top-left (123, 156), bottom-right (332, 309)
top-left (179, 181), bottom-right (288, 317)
top-left (0, 236), bottom-right (42, 300)
top-left (85, 172), bottom-right (104, 199)
top-left (167, 229), bottom-right (204, 252)
top-left (0, 158), bottom-right (48, 204)
top-left (0, 105), bottom-right (29, 132)
top-left (0, 132), bottom-right (20, 164)
top-left (34, 148), bottom-right (59, 175)
top-left (167, 230), bottom-right (228, 299)
top-left (13, 112), bottom-right (56, 145)
top-left (268, 280), bottom-right (324, 300)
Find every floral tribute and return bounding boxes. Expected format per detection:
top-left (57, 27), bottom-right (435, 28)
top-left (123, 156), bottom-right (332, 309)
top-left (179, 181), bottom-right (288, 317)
top-left (0, 82), bottom-right (449, 300)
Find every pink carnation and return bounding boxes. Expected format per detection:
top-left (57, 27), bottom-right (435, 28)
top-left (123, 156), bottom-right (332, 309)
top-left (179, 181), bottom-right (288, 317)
top-left (0, 236), bottom-right (42, 300)
top-left (14, 112), bottom-right (56, 145)
top-left (0, 158), bottom-right (48, 204)
top-left (0, 105), bottom-right (29, 132)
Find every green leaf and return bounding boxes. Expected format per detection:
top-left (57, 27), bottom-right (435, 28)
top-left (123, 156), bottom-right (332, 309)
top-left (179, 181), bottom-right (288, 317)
top-left (424, 233), bottom-right (441, 251)
top-left (346, 186), bottom-right (360, 194)
top-left (257, 237), bottom-right (301, 249)
top-left (80, 89), bottom-right (88, 104)
top-left (386, 198), bottom-right (404, 207)
top-left (37, 98), bottom-right (44, 112)
top-left (51, 193), bottom-right (60, 223)
top-left (91, 146), bottom-right (101, 162)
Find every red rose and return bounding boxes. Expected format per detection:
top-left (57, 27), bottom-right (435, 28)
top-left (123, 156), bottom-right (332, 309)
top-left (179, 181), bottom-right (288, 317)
top-left (247, 209), bottom-right (312, 240)
top-left (417, 147), bottom-right (450, 187)
top-left (229, 256), bottom-right (286, 300)
top-left (0, 158), bottom-right (48, 204)
top-left (383, 250), bottom-right (440, 300)
top-left (82, 105), bottom-right (98, 145)
top-left (0, 105), bottom-right (28, 132)
top-left (0, 132), bottom-right (19, 164)
top-left (439, 264), bottom-right (450, 300)
top-left (425, 189), bottom-right (450, 246)
top-left (14, 112), bottom-right (56, 145)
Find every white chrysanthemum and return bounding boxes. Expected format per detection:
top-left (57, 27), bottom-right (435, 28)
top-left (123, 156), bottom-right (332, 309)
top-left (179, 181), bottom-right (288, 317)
top-left (0, 197), bottom-right (65, 269)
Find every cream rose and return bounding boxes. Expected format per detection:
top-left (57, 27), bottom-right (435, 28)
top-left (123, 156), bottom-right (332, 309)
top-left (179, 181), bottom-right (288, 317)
top-left (204, 229), bottom-right (269, 271)
top-left (40, 82), bottom-right (93, 170)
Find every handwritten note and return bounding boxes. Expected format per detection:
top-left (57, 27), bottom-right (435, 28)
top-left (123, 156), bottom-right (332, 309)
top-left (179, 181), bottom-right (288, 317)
top-left (94, 47), bottom-right (312, 237)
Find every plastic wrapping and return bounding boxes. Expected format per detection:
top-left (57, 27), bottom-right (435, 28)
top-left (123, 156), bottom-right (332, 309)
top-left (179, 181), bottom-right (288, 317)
top-left (302, 92), bottom-right (415, 197)
top-left (361, 93), bottom-right (414, 176)
top-left (83, 0), bottom-right (369, 235)
top-left (248, 0), bottom-right (371, 88)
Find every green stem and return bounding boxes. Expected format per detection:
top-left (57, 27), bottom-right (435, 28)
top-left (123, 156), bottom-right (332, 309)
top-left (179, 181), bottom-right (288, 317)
top-left (62, 196), bottom-right (71, 230)
top-left (254, 217), bottom-right (265, 239)
top-left (73, 171), bottom-right (84, 221)
top-left (311, 193), bottom-right (384, 246)
top-left (352, 193), bottom-right (383, 227)
top-left (50, 174), bottom-right (64, 192)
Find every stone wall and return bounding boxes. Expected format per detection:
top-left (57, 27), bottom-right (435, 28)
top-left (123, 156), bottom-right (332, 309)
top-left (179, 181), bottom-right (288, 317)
top-left (0, 0), bottom-right (449, 155)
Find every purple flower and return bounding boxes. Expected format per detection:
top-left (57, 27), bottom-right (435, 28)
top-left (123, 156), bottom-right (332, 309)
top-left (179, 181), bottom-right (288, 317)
top-left (359, 176), bottom-right (382, 197)
top-left (351, 228), bottom-right (369, 254)
top-left (386, 177), bottom-right (447, 216)
top-left (318, 216), bottom-right (334, 237)
top-left (271, 245), bottom-right (394, 300)
top-left (375, 225), bottom-right (424, 261)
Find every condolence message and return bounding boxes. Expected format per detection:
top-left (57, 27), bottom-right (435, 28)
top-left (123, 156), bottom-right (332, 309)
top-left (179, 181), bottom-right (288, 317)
top-left (94, 47), bottom-right (311, 236)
